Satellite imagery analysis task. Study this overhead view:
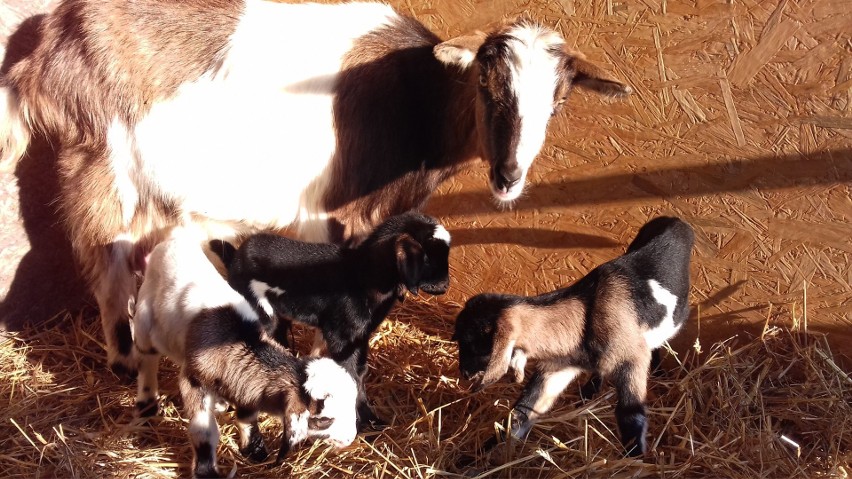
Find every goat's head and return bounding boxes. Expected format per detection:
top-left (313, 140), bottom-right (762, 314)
top-left (301, 358), bottom-right (358, 449)
top-left (434, 18), bottom-right (632, 203)
top-left (453, 294), bottom-right (523, 390)
top-left (368, 212), bottom-right (451, 296)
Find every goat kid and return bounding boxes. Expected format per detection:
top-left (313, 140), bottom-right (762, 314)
top-left (213, 212), bottom-right (451, 430)
top-left (131, 226), bottom-right (357, 477)
top-left (453, 217), bottom-right (694, 457)
top-left (1, 0), bottom-right (630, 378)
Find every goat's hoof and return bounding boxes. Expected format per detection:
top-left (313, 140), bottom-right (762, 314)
top-left (193, 465), bottom-right (221, 478)
top-left (240, 438), bottom-right (269, 463)
top-left (135, 399), bottom-right (158, 418)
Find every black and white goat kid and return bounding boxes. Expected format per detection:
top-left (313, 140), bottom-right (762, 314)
top-left (214, 212), bottom-right (451, 430)
top-left (453, 217), bottom-right (693, 457)
top-left (131, 226), bottom-right (358, 477)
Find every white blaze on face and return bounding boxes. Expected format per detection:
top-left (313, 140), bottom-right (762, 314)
top-left (498, 25), bottom-right (564, 201)
top-left (645, 279), bottom-right (680, 349)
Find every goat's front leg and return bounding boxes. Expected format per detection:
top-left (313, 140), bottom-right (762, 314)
top-left (179, 371), bottom-right (220, 478)
top-left (135, 352), bottom-right (160, 417)
top-left (610, 358), bottom-right (650, 457)
top-left (330, 339), bottom-right (382, 431)
top-left (509, 365), bottom-right (581, 441)
top-left (235, 407), bottom-right (268, 463)
top-left (58, 145), bottom-right (140, 381)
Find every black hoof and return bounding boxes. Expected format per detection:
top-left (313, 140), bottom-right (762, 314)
top-left (109, 362), bottom-right (138, 384)
top-left (578, 374), bottom-right (602, 401)
top-left (135, 399), bottom-right (158, 417)
top-left (240, 435), bottom-right (269, 463)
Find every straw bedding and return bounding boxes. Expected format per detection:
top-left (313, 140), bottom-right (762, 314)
top-left (1, 0), bottom-right (851, 477)
top-left (1, 300), bottom-right (848, 478)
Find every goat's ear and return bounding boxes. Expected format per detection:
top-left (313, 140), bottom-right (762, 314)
top-left (478, 319), bottom-right (516, 389)
top-left (434, 31), bottom-right (487, 69)
top-left (208, 239), bottom-right (237, 268)
top-left (395, 234), bottom-right (424, 294)
top-left (562, 50), bottom-right (632, 98)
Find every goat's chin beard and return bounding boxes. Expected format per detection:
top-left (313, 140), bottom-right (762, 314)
top-left (489, 186), bottom-right (523, 211)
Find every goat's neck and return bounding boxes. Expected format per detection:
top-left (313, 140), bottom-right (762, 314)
top-left (439, 66), bottom-right (480, 169)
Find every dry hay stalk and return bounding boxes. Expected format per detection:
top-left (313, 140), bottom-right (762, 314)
top-left (0, 301), bottom-right (849, 478)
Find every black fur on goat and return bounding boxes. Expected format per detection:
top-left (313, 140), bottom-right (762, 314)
top-left (212, 212), bottom-right (451, 430)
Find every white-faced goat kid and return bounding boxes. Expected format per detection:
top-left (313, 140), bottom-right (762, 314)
top-left (1, 0), bottom-right (630, 379)
top-left (453, 217), bottom-right (694, 457)
top-left (213, 212), bottom-right (451, 430)
top-left (131, 227), bottom-right (357, 478)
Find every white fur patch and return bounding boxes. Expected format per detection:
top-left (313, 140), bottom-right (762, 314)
top-left (509, 348), bottom-right (527, 382)
top-left (132, 2), bottom-right (397, 241)
top-left (288, 410), bottom-right (310, 446)
top-left (543, 367), bottom-right (580, 398)
top-left (0, 86), bottom-right (30, 166)
top-left (432, 225), bottom-right (451, 245)
top-left (137, 226), bottom-right (259, 362)
top-left (645, 279), bottom-right (680, 349)
top-left (106, 119), bottom-right (140, 226)
top-left (188, 393), bottom-right (218, 447)
top-left (249, 280), bottom-right (284, 317)
top-left (502, 339), bottom-right (517, 365)
top-left (303, 358), bottom-right (358, 447)
top-left (499, 25), bottom-right (565, 201)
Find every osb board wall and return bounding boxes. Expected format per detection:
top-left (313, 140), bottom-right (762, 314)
top-left (395, 0), bottom-right (851, 354)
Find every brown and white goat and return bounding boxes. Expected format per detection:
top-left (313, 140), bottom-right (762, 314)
top-left (0, 0), bottom-right (630, 377)
top-left (453, 217), bottom-right (694, 457)
top-left (131, 226), bottom-right (357, 478)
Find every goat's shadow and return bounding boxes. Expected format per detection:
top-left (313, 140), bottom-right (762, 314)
top-left (0, 13), bottom-right (89, 332)
top-left (426, 148), bottom-right (852, 217)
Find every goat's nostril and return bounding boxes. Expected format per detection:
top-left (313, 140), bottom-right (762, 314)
top-left (495, 167), bottom-right (522, 191)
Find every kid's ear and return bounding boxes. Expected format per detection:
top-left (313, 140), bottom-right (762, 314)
top-left (434, 31), bottom-right (488, 69)
top-left (477, 316), bottom-right (517, 388)
top-left (395, 234), bottom-right (424, 294)
top-left (478, 337), bottom-right (515, 390)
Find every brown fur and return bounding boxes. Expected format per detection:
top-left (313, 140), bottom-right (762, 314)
top-left (184, 307), bottom-right (312, 416)
top-left (3, 1), bottom-right (629, 374)
top-left (326, 15), bottom-right (477, 242)
top-left (590, 276), bottom-right (643, 376)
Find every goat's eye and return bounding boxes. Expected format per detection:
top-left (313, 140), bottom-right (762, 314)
top-left (479, 74), bottom-right (488, 87)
